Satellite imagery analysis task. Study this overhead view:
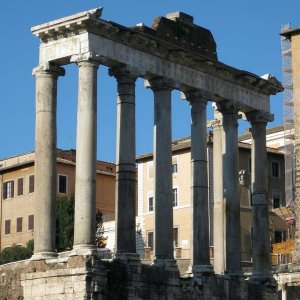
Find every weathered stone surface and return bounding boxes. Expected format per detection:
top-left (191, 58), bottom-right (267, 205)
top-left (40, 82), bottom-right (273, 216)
top-left (0, 256), bottom-right (279, 299)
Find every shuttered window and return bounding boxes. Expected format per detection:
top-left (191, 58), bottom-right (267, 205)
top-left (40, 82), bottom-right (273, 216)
top-left (29, 175), bottom-right (34, 193)
top-left (58, 175), bottom-right (67, 194)
top-left (3, 181), bottom-right (14, 199)
top-left (17, 178), bottom-right (24, 196)
top-left (28, 215), bottom-right (34, 231)
top-left (16, 217), bottom-right (22, 233)
top-left (5, 220), bottom-right (11, 235)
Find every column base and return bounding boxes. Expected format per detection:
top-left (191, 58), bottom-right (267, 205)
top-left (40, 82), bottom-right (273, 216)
top-left (225, 269), bottom-right (244, 277)
top-left (152, 258), bottom-right (178, 271)
top-left (31, 251), bottom-right (58, 261)
top-left (113, 252), bottom-right (140, 265)
top-left (70, 244), bottom-right (97, 256)
top-left (249, 271), bottom-right (274, 283)
top-left (186, 264), bottom-right (214, 278)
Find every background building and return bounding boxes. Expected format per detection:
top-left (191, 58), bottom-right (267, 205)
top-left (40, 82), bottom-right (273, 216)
top-left (0, 149), bottom-right (115, 250)
top-left (136, 126), bottom-right (287, 265)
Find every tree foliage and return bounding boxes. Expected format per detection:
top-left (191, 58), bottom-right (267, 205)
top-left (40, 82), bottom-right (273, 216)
top-left (0, 239), bottom-right (34, 265)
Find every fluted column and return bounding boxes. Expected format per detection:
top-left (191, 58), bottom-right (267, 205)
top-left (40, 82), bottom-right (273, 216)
top-left (32, 63), bottom-right (65, 260)
top-left (247, 111), bottom-right (273, 282)
top-left (212, 109), bottom-right (225, 274)
top-left (217, 102), bottom-right (242, 275)
top-left (109, 66), bottom-right (139, 261)
top-left (146, 77), bottom-right (177, 269)
top-left (72, 58), bottom-right (100, 254)
top-left (184, 90), bottom-right (213, 277)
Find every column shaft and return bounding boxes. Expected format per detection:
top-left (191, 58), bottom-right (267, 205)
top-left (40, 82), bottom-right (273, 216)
top-left (250, 119), bottom-right (272, 281)
top-left (73, 60), bottom-right (99, 252)
top-left (221, 107), bottom-right (242, 275)
top-left (111, 68), bottom-right (138, 260)
top-left (212, 116), bottom-right (225, 274)
top-left (188, 94), bottom-right (212, 276)
top-left (32, 64), bottom-right (64, 259)
top-left (154, 89), bottom-right (173, 261)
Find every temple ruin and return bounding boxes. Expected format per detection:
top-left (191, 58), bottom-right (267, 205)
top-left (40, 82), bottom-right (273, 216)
top-left (0, 7), bottom-right (284, 299)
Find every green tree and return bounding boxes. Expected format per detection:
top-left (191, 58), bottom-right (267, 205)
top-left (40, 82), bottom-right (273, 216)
top-left (95, 209), bottom-right (107, 248)
top-left (0, 239), bottom-right (34, 265)
top-left (55, 195), bottom-right (75, 251)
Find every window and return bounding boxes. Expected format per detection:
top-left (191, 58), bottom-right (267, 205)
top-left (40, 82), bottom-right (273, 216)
top-left (58, 175), bottom-right (67, 194)
top-left (172, 156), bottom-right (178, 174)
top-left (173, 188), bottom-right (178, 207)
top-left (16, 217), bottom-right (22, 233)
top-left (106, 167), bottom-right (113, 172)
top-left (272, 162), bottom-right (280, 178)
top-left (272, 190), bottom-right (282, 209)
top-left (173, 228), bottom-right (179, 247)
top-left (147, 231), bottom-right (154, 250)
top-left (29, 175), bottom-right (34, 193)
top-left (17, 178), bottom-right (24, 196)
top-left (4, 220), bottom-right (11, 235)
top-left (3, 181), bottom-right (14, 199)
top-left (147, 162), bottom-right (153, 180)
top-left (28, 215), bottom-right (34, 231)
top-left (148, 196), bottom-right (154, 212)
top-left (274, 230), bottom-right (286, 244)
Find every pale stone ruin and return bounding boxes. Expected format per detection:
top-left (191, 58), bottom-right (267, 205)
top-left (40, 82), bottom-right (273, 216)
top-left (0, 7), bottom-right (284, 299)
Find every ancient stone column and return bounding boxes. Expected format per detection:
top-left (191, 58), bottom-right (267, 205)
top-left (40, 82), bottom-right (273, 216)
top-left (247, 111), bottom-right (273, 281)
top-left (146, 77), bottom-right (177, 269)
top-left (217, 102), bottom-right (242, 275)
top-left (109, 66), bottom-right (139, 261)
top-left (72, 58), bottom-right (100, 254)
top-left (212, 109), bottom-right (225, 274)
top-left (32, 63), bottom-right (65, 260)
top-left (184, 90), bottom-right (213, 277)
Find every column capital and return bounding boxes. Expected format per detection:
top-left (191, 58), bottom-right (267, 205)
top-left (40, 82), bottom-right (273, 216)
top-left (70, 52), bottom-right (104, 67)
top-left (145, 77), bottom-right (174, 91)
top-left (181, 89), bottom-right (213, 103)
top-left (215, 101), bottom-right (239, 115)
top-left (32, 63), bottom-right (65, 78)
top-left (109, 65), bottom-right (139, 84)
top-left (246, 110), bottom-right (274, 125)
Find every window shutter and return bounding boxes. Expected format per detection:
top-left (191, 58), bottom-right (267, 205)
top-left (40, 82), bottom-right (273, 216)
top-left (3, 183), bottom-right (7, 200)
top-left (11, 181), bottom-right (14, 198)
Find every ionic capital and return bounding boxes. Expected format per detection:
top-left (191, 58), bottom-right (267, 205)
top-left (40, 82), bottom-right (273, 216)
top-left (70, 52), bottom-right (105, 67)
top-left (109, 65), bottom-right (139, 84)
top-left (145, 77), bottom-right (174, 92)
top-left (181, 89), bottom-right (213, 104)
top-left (32, 63), bottom-right (65, 78)
top-left (215, 101), bottom-right (240, 115)
top-left (246, 110), bottom-right (274, 125)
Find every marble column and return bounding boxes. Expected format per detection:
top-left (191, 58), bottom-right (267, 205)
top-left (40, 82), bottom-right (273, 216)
top-left (217, 102), bottom-right (242, 275)
top-left (73, 59), bottom-right (100, 254)
top-left (247, 111), bottom-right (273, 282)
top-left (146, 77), bottom-right (177, 269)
top-left (212, 109), bottom-right (225, 274)
top-left (109, 66), bottom-right (139, 261)
top-left (32, 63), bottom-right (65, 260)
top-left (184, 90), bottom-right (213, 276)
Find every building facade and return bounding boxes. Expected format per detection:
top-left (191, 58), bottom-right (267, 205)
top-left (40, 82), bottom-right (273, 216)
top-left (0, 149), bottom-right (115, 250)
top-left (136, 127), bottom-right (287, 264)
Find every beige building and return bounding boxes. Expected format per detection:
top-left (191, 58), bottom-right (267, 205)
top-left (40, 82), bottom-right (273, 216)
top-left (0, 149), bottom-right (115, 250)
top-left (136, 126), bottom-right (287, 263)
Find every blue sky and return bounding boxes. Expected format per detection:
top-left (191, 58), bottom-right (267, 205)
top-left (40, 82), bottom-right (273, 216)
top-left (0, 0), bottom-right (299, 162)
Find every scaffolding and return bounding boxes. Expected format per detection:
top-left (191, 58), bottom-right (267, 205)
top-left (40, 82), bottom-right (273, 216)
top-left (281, 24), bottom-right (295, 208)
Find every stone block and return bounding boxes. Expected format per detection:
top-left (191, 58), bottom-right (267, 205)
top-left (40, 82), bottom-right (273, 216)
top-left (45, 283), bottom-right (65, 295)
top-left (31, 283), bottom-right (46, 297)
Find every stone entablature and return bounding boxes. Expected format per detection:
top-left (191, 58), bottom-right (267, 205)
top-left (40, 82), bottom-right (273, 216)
top-left (31, 8), bottom-right (282, 113)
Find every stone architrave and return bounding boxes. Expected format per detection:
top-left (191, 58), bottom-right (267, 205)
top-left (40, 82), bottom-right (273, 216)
top-left (32, 63), bottom-right (65, 260)
top-left (109, 66), bottom-right (139, 262)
